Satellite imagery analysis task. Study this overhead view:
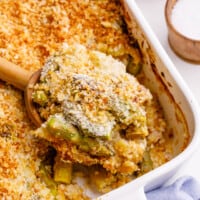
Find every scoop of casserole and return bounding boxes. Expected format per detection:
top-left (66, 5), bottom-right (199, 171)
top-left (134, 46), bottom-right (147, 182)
top-left (31, 44), bottom-right (165, 176)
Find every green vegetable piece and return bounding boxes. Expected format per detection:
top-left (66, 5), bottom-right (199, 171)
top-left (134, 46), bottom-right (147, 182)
top-left (33, 90), bottom-right (48, 106)
top-left (39, 163), bottom-right (58, 197)
top-left (126, 55), bottom-right (142, 76)
top-left (54, 158), bottom-right (72, 184)
top-left (46, 114), bottom-right (81, 144)
top-left (141, 150), bottom-right (153, 173)
top-left (37, 113), bottom-right (114, 157)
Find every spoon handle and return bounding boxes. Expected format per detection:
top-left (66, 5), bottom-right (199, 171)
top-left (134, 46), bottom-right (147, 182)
top-left (0, 57), bottom-right (33, 90)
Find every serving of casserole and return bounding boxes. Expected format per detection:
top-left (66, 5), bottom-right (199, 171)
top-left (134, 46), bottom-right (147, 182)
top-left (0, 0), bottom-right (199, 200)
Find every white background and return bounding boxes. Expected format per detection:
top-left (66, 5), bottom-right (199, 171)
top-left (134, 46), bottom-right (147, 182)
top-left (135, 0), bottom-right (200, 182)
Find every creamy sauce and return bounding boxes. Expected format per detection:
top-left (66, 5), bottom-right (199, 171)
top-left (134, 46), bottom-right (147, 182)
top-left (172, 0), bottom-right (200, 40)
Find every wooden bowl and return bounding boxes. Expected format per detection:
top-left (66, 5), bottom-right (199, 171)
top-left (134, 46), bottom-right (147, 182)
top-left (165, 0), bottom-right (200, 63)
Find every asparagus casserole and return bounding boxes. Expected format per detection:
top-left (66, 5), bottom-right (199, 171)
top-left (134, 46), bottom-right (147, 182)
top-left (32, 43), bottom-right (152, 173)
top-left (0, 0), bottom-right (180, 199)
top-left (31, 43), bottom-right (171, 193)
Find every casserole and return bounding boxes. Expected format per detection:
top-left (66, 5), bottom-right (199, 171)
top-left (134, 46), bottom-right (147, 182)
top-left (0, 0), bottom-right (199, 199)
top-left (96, 1), bottom-right (200, 199)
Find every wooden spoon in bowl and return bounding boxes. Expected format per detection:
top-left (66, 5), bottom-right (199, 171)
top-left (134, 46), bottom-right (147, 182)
top-left (0, 57), bottom-right (43, 127)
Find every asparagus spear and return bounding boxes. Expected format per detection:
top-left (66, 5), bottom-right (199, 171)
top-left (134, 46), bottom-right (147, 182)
top-left (53, 156), bottom-right (72, 184)
top-left (33, 90), bottom-right (48, 106)
top-left (42, 114), bottom-right (113, 157)
top-left (46, 114), bottom-right (81, 144)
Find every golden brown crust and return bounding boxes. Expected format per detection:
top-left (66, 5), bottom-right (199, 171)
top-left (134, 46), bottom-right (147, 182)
top-left (0, 0), bottom-right (173, 199)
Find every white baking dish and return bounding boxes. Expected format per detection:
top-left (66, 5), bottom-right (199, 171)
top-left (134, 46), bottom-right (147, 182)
top-left (92, 0), bottom-right (200, 199)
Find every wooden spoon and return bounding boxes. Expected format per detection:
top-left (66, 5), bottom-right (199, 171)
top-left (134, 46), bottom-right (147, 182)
top-left (0, 57), bottom-right (43, 127)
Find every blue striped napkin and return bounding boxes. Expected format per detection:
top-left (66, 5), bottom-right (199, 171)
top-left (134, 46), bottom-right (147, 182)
top-left (146, 176), bottom-right (200, 200)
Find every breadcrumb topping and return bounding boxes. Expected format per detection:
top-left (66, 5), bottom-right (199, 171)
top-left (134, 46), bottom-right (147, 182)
top-left (0, 0), bottom-right (174, 199)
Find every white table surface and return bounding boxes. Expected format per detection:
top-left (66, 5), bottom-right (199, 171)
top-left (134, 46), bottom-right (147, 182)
top-left (135, 0), bottom-right (200, 183)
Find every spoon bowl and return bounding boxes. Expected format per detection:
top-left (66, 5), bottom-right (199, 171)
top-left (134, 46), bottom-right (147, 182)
top-left (25, 69), bottom-right (43, 127)
top-left (0, 57), bottom-right (42, 127)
